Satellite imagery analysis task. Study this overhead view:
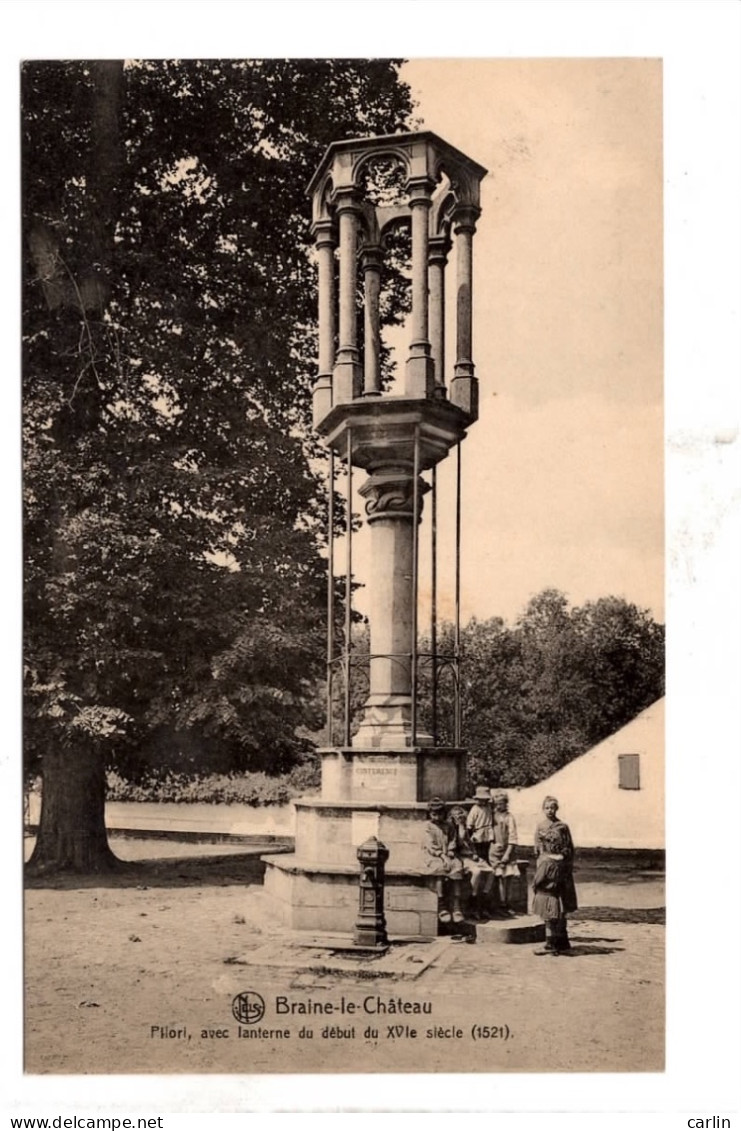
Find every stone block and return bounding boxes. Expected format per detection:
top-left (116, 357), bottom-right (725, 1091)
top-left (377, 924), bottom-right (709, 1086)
top-left (450, 375), bottom-right (479, 421)
top-left (292, 902), bottom-right (353, 933)
top-left (320, 751), bottom-right (345, 799)
top-left (350, 810), bottom-right (380, 848)
top-left (295, 808), bottom-right (354, 865)
top-left (385, 911), bottom-right (421, 936)
top-left (377, 811), bottom-right (428, 870)
top-left (404, 353), bottom-right (435, 399)
top-left (292, 799), bottom-right (448, 874)
top-left (486, 917), bottom-right (545, 945)
top-left (262, 857), bottom-right (292, 903)
top-left (386, 889), bottom-right (434, 913)
top-left (302, 873), bottom-right (356, 908)
top-left (509, 868), bottom-right (530, 914)
top-left (312, 376), bottom-right (332, 429)
top-left (419, 752), bottom-right (466, 800)
top-left (263, 857), bottom-right (444, 938)
top-left (418, 911), bottom-right (439, 938)
top-left (390, 842), bottom-right (426, 871)
top-left (350, 754), bottom-right (418, 803)
top-left (332, 359), bottom-right (362, 404)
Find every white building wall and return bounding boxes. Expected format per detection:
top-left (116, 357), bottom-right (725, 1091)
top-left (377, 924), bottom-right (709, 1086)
top-left (507, 697), bottom-right (665, 850)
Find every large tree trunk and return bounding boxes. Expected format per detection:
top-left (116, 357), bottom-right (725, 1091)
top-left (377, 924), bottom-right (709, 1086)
top-left (88, 60), bottom-right (123, 303)
top-left (27, 746), bottom-right (120, 874)
top-left (26, 64), bottom-right (127, 877)
top-left (26, 62), bottom-right (124, 315)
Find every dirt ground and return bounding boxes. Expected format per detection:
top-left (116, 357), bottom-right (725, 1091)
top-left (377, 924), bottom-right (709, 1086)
top-left (24, 835), bottom-right (665, 1076)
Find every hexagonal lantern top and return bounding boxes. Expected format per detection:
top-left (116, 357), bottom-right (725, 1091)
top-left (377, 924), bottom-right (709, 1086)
top-left (306, 131), bottom-right (487, 427)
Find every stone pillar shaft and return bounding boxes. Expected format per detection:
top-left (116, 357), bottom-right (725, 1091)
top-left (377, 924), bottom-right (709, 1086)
top-left (454, 217), bottom-right (475, 376)
top-left (405, 180), bottom-right (435, 399)
top-left (410, 198), bottom-right (430, 348)
top-left (333, 195), bottom-right (362, 403)
top-left (338, 205), bottom-right (359, 354)
top-left (355, 467), bottom-right (426, 748)
top-left (428, 237), bottom-right (449, 392)
top-left (368, 514), bottom-right (413, 698)
top-left (311, 219), bottom-right (336, 426)
top-left (316, 222), bottom-right (336, 376)
top-left (362, 247), bottom-right (382, 395)
top-left (452, 205), bottom-right (481, 377)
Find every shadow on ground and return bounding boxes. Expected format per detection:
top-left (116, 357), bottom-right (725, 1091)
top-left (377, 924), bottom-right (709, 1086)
top-left (24, 851), bottom-right (275, 890)
top-left (553, 945), bottom-right (626, 957)
top-left (572, 906), bottom-right (665, 924)
top-left (569, 933), bottom-right (622, 943)
top-left (573, 867), bottom-right (663, 884)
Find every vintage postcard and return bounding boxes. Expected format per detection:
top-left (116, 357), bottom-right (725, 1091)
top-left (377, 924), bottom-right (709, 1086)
top-left (8, 6), bottom-right (740, 1120)
top-left (20, 55), bottom-right (666, 1078)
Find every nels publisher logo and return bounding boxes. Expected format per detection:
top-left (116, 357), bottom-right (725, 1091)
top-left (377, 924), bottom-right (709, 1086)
top-left (232, 991), bottom-right (265, 1025)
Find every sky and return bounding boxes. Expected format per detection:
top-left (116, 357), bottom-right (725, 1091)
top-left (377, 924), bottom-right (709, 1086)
top-left (352, 58), bottom-right (664, 628)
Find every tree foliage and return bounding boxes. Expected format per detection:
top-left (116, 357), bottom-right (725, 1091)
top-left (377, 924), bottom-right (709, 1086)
top-left (22, 59), bottom-right (415, 869)
top-left (418, 589), bottom-right (665, 788)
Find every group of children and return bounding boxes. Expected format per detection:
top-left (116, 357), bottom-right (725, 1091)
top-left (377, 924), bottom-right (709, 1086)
top-left (422, 786), bottom-right (520, 925)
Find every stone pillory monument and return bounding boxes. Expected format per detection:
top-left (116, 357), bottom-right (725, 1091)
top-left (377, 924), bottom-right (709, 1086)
top-left (263, 132), bottom-right (487, 939)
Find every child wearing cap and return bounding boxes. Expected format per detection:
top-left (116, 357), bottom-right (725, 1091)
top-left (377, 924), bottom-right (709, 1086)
top-left (448, 804), bottom-right (495, 921)
top-left (465, 785), bottom-right (494, 863)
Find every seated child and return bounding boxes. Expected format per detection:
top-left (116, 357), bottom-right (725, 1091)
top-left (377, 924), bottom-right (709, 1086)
top-left (422, 797), bottom-right (465, 925)
top-left (448, 803), bottom-right (495, 921)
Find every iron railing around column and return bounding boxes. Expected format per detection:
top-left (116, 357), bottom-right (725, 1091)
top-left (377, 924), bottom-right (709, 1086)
top-left (324, 423), bottom-right (463, 750)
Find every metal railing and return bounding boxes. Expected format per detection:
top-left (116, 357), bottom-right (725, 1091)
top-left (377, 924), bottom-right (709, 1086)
top-left (324, 427), bottom-right (464, 749)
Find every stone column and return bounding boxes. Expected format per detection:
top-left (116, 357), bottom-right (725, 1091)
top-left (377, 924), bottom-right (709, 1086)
top-left (428, 234), bottom-right (450, 398)
top-left (451, 205), bottom-right (480, 419)
top-left (333, 191), bottom-right (362, 404)
top-left (312, 218), bottom-right (335, 426)
top-left (354, 466), bottom-right (425, 749)
top-left (362, 245), bottom-right (383, 396)
top-left (404, 177), bottom-right (435, 399)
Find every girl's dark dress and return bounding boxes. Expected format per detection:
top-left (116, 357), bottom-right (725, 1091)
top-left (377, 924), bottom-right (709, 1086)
top-left (532, 819), bottom-right (578, 923)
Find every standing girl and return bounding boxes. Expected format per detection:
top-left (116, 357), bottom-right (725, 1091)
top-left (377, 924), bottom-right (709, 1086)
top-left (532, 795), bottom-right (578, 954)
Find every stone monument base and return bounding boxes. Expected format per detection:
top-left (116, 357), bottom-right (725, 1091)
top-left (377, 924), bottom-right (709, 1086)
top-left (263, 855), bottom-right (440, 938)
top-left (261, 789), bottom-right (533, 940)
top-left (262, 795), bottom-right (441, 937)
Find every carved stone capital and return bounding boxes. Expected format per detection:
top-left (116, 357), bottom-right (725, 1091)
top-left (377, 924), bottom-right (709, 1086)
top-left (311, 217), bottom-right (336, 249)
top-left (333, 186), bottom-right (364, 215)
top-left (359, 469), bottom-right (427, 523)
top-left (361, 244), bottom-right (384, 273)
top-left (428, 234), bottom-right (451, 267)
top-left (452, 203), bottom-right (480, 235)
top-left (406, 174), bottom-right (436, 205)
top-left (362, 478), bottom-right (415, 521)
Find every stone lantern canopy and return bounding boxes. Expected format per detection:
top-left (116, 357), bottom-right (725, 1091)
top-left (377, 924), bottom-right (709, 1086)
top-left (308, 130), bottom-right (484, 422)
top-left (263, 132), bottom-right (487, 938)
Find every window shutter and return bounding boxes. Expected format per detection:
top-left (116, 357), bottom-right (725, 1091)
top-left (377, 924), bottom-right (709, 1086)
top-left (618, 753), bottom-right (640, 790)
